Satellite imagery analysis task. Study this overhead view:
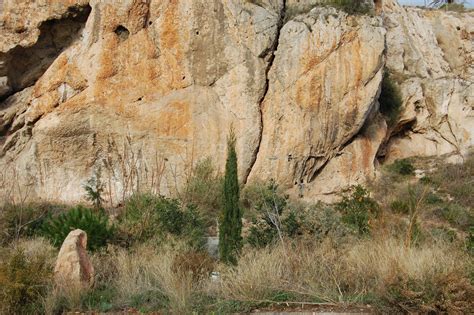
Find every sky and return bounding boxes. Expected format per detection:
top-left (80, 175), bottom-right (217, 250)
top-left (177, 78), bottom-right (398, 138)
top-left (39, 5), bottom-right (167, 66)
top-left (398, 0), bottom-right (473, 7)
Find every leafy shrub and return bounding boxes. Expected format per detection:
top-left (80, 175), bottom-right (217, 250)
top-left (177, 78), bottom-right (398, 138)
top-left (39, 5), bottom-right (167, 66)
top-left (0, 241), bottom-right (55, 314)
top-left (118, 194), bottom-right (206, 249)
top-left (40, 206), bottom-right (114, 251)
top-left (182, 158), bottom-right (223, 228)
top-left (379, 72), bottom-right (402, 126)
top-left (0, 203), bottom-right (66, 245)
top-left (246, 181), bottom-right (295, 248)
top-left (336, 185), bottom-right (379, 235)
top-left (300, 205), bottom-right (352, 241)
top-left (388, 158), bottom-right (415, 176)
top-left (247, 220), bottom-right (279, 248)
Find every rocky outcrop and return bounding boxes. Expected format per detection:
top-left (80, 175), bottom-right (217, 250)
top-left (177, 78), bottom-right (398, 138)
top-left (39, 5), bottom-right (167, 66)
top-left (1, 0), bottom-right (284, 203)
top-left (381, 0), bottom-right (474, 162)
top-left (54, 229), bottom-right (94, 288)
top-left (0, 0), bottom-right (472, 204)
top-left (248, 7), bottom-right (386, 199)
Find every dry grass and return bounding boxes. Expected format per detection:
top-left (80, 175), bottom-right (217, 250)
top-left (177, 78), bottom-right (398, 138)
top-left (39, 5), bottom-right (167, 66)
top-left (346, 239), bottom-right (473, 312)
top-left (210, 237), bottom-right (473, 312)
top-left (112, 243), bottom-right (204, 313)
top-left (212, 240), bottom-right (344, 304)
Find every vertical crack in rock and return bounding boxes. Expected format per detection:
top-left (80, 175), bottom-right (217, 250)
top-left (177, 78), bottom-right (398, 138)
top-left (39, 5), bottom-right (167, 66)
top-left (244, 0), bottom-right (286, 184)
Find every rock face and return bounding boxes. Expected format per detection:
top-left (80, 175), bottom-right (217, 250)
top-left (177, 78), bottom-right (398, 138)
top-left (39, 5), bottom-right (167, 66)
top-left (248, 7), bottom-right (386, 199)
top-left (0, 0), bottom-right (472, 203)
top-left (381, 0), bottom-right (474, 162)
top-left (54, 229), bottom-right (94, 288)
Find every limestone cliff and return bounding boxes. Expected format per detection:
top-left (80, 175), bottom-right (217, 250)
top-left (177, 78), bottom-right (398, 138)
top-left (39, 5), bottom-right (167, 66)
top-left (0, 0), bottom-right (472, 204)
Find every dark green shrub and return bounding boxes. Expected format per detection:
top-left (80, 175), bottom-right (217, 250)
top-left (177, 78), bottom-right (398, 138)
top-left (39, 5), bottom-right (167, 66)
top-left (246, 180), bottom-right (291, 248)
top-left (118, 194), bottom-right (206, 249)
top-left (219, 129), bottom-right (243, 265)
top-left (388, 159), bottom-right (415, 176)
top-left (0, 248), bottom-right (53, 314)
top-left (0, 203), bottom-right (66, 245)
top-left (467, 226), bottom-right (474, 255)
top-left (282, 211), bottom-right (302, 238)
top-left (247, 219), bottom-right (278, 248)
top-left (379, 72), bottom-right (403, 127)
top-left (40, 206), bottom-right (114, 251)
top-left (336, 185), bottom-right (379, 235)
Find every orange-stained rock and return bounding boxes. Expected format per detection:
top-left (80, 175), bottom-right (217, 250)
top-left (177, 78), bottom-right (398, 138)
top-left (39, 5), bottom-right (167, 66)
top-left (54, 229), bottom-right (94, 288)
top-left (247, 7), bottom-right (386, 200)
top-left (0, 0), bottom-right (472, 204)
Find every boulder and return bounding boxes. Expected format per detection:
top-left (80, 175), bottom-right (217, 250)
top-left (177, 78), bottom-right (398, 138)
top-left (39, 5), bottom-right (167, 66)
top-left (54, 229), bottom-right (94, 288)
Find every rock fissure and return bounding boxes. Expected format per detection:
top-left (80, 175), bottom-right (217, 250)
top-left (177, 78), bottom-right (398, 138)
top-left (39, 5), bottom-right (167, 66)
top-left (243, 0), bottom-right (287, 184)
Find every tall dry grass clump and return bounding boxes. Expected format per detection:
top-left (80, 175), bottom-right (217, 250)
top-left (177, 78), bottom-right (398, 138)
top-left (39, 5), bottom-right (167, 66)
top-left (212, 240), bottom-right (347, 304)
top-left (113, 243), bottom-right (208, 313)
top-left (211, 237), bottom-right (473, 312)
top-left (346, 238), bottom-right (473, 312)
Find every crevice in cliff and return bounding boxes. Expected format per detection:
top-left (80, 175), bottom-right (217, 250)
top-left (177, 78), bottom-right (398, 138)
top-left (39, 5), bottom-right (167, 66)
top-left (0, 5), bottom-right (91, 103)
top-left (243, 1), bottom-right (286, 184)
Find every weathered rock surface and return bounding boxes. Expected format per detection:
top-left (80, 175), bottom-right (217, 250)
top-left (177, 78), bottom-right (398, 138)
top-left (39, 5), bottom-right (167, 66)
top-left (248, 7), bottom-right (386, 199)
top-left (0, 0), bottom-right (472, 203)
top-left (1, 0), bottom-right (283, 202)
top-left (381, 0), bottom-right (474, 162)
top-left (54, 229), bottom-right (94, 288)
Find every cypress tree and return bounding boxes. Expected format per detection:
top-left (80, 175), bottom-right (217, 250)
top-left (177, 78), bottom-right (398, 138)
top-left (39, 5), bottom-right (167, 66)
top-left (219, 129), bottom-right (242, 265)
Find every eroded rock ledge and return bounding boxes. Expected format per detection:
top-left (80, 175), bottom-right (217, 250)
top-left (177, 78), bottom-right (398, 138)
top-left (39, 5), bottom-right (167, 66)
top-left (0, 0), bottom-right (472, 204)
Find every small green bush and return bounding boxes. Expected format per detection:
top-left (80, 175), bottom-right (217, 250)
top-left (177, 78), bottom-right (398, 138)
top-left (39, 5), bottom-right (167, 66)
top-left (246, 180), bottom-right (294, 248)
top-left (0, 247), bottom-right (53, 314)
top-left (388, 158), bottom-right (415, 176)
top-left (379, 72), bottom-right (403, 127)
top-left (336, 185), bottom-right (379, 235)
top-left (438, 203), bottom-right (472, 230)
top-left (118, 194), bottom-right (206, 249)
top-left (390, 199), bottom-right (410, 214)
top-left (327, 0), bottom-right (372, 14)
top-left (40, 206), bottom-right (114, 251)
top-left (247, 183), bottom-right (353, 246)
top-left (425, 192), bottom-right (443, 204)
